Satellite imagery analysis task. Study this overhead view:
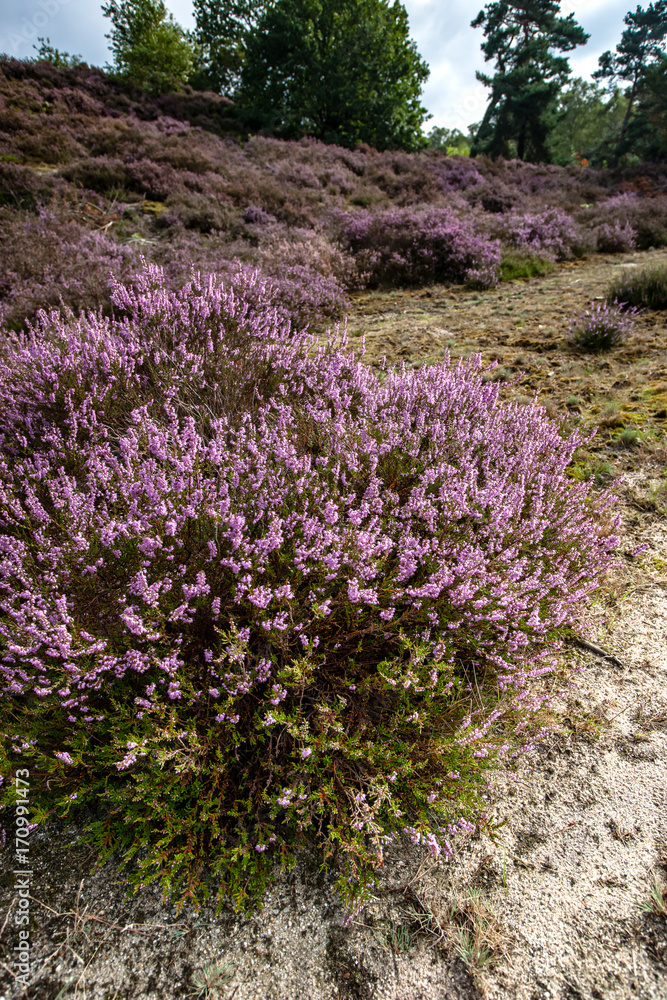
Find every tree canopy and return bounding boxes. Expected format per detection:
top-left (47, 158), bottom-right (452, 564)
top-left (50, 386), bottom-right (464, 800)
top-left (547, 78), bottom-right (628, 166)
top-left (470, 0), bottom-right (588, 162)
top-left (236, 0), bottom-right (430, 151)
top-left (101, 0), bottom-right (195, 95)
top-left (190, 0), bottom-right (268, 96)
top-left (594, 2), bottom-right (667, 161)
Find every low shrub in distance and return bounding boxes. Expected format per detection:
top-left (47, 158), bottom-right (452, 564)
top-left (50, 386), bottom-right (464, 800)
top-left (566, 300), bottom-right (638, 351)
top-left (335, 207), bottom-right (502, 289)
top-left (488, 207), bottom-right (588, 262)
top-left (0, 265), bottom-right (619, 912)
top-left (579, 193), bottom-right (667, 251)
top-left (607, 264), bottom-right (667, 310)
top-left (594, 220), bottom-right (637, 254)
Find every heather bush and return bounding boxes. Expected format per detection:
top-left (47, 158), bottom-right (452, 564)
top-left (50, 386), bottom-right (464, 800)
top-left (0, 162), bottom-right (57, 208)
top-left (0, 206), bottom-right (139, 331)
top-left (579, 193), bottom-right (667, 251)
top-left (607, 263), bottom-right (667, 310)
top-left (593, 219), bottom-right (637, 254)
top-left (253, 230), bottom-right (354, 325)
top-left (0, 265), bottom-right (618, 912)
top-left (566, 300), bottom-right (638, 351)
top-left (427, 154), bottom-right (486, 193)
top-left (242, 204), bottom-right (276, 225)
top-left (488, 207), bottom-right (587, 262)
top-left (13, 126), bottom-right (86, 166)
top-left (335, 208), bottom-right (502, 289)
top-left (161, 192), bottom-right (236, 233)
top-left (255, 229), bottom-right (358, 289)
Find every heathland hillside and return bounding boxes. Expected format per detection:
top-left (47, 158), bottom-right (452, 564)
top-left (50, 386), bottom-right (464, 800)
top-left (4, 58), bottom-right (667, 334)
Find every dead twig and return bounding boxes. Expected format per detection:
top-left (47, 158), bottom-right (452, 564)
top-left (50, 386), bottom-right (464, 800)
top-left (0, 896), bottom-right (16, 938)
top-left (571, 637), bottom-right (624, 666)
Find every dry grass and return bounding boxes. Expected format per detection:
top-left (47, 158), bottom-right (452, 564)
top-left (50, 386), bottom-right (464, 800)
top-left (404, 887), bottom-right (508, 991)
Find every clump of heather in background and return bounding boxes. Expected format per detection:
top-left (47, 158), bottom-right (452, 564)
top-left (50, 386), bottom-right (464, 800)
top-left (593, 219), bottom-right (637, 254)
top-left (335, 207), bottom-right (502, 288)
top-left (487, 207), bottom-right (587, 262)
top-left (0, 264), bottom-right (619, 912)
top-left (566, 299), bottom-right (638, 351)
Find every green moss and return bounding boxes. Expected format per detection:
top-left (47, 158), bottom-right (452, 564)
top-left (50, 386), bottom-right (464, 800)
top-left (499, 251), bottom-right (555, 283)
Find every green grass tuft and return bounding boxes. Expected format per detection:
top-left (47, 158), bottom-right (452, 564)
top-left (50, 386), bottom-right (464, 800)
top-left (607, 264), bottom-right (667, 310)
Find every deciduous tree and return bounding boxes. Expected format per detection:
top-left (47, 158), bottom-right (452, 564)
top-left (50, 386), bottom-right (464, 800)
top-left (190, 0), bottom-right (268, 95)
top-left (102, 0), bottom-right (195, 95)
top-left (237, 0), bottom-right (430, 151)
top-left (548, 78), bottom-right (628, 166)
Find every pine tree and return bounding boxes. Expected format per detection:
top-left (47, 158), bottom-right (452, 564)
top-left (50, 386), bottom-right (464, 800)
top-left (594, 2), bottom-right (667, 161)
top-left (471, 1), bottom-right (588, 162)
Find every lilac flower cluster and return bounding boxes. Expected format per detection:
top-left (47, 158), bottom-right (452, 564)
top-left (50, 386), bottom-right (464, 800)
top-left (566, 299), bottom-right (638, 351)
top-left (335, 207), bottom-right (502, 288)
top-left (0, 262), bottom-right (619, 908)
top-left (488, 207), bottom-right (586, 262)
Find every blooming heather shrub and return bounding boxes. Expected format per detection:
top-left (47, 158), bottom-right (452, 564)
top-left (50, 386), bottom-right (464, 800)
top-left (427, 155), bottom-right (486, 193)
top-left (336, 208), bottom-right (501, 289)
top-left (594, 220), bottom-right (637, 254)
top-left (0, 265), bottom-right (618, 911)
top-left (566, 300), bottom-right (638, 351)
top-left (579, 193), bottom-right (667, 251)
top-left (242, 204), bottom-right (276, 225)
top-left (489, 207), bottom-right (586, 262)
top-left (0, 207), bottom-right (139, 331)
top-left (218, 260), bottom-right (348, 331)
top-left (256, 229), bottom-right (357, 288)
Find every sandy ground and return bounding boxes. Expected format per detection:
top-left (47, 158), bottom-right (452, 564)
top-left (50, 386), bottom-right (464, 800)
top-left (1, 251), bottom-right (666, 1000)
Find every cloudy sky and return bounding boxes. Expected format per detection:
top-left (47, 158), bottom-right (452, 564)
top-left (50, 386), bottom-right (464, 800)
top-left (1, 0), bottom-right (634, 130)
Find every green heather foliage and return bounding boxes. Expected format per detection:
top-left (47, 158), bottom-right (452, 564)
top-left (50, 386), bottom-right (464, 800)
top-left (0, 265), bottom-right (618, 912)
top-left (566, 300), bottom-right (639, 350)
top-left (607, 261), bottom-right (667, 309)
top-left (499, 249), bottom-right (555, 281)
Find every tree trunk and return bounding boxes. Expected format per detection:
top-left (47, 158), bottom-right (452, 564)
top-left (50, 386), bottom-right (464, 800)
top-left (470, 90), bottom-right (500, 157)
